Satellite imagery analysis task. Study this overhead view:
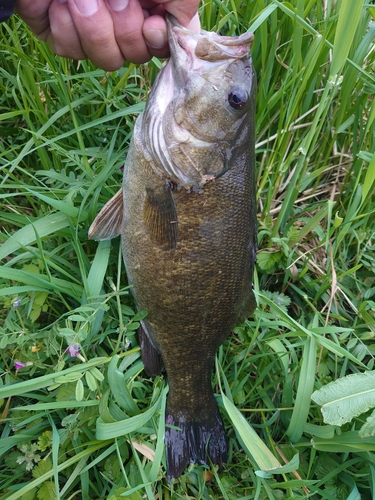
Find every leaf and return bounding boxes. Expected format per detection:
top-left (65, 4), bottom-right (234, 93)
top-left (262, 453), bottom-right (300, 475)
top-left (37, 431), bottom-right (53, 452)
top-left (24, 188), bottom-right (87, 220)
top-left (107, 355), bottom-right (140, 416)
top-left (32, 459), bottom-right (53, 479)
top-left (330, 0), bottom-right (365, 77)
top-left (248, 3), bottom-right (278, 32)
top-left (286, 336), bottom-right (317, 442)
top-left (37, 482), bottom-right (57, 500)
top-left (96, 396), bottom-right (161, 440)
top-left (86, 240), bottom-right (111, 299)
top-left (362, 152), bottom-right (375, 203)
top-left (359, 408), bottom-right (375, 438)
top-left (311, 370), bottom-right (375, 426)
top-left (260, 291), bottom-right (291, 313)
top-left (56, 383), bottom-right (79, 402)
top-left (0, 213), bottom-right (69, 261)
top-left (85, 370), bottom-right (98, 392)
top-left (75, 379), bottom-right (84, 401)
top-left (221, 393), bottom-right (281, 471)
top-left (257, 251), bottom-right (282, 271)
top-left (131, 439), bottom-right (155, 461)
top-left (0, 356), bottom-right (108, 399)
top-left (312, 430), bottom-right (375, 452)
top-left (20, 489), bottom-right (38, 500)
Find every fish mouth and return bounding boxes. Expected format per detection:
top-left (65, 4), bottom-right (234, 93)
top-left (167, 14), bottom-right (254, 64)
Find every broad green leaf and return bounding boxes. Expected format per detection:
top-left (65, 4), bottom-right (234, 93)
top-left (75, 379), bottom-right (85, 401)
top-left (312, 431), bottom-right (375, 452)
top-left (362, 152), bottom-right (375, 203)
top-left (0, 267), bottom-right (83, 299)
top-left (0, 286), bottom-right (49, 297)
top-left (304, 423), bottom-right (336, 440)
top-left (359, 408), bottom-right (375, 438)
top-left (24, 188), bottom-right (88, 220)
top-left (248, 3), bottom-right (278, 32)
top-left (13, 401), bottom-right (99, 411)
top-left (330, 0), bottom-right (365, 77)
top-left (265, 453), bottom-right (300, 474)
top-left (286, 336), bottom-right (317, 442)
top-left (96, 396), bottom-right (161, 439)
top-left (85, 370), bottom-right (98, 391)
top-left (87, 240), bottom-right (111, 299)
top-left (312, 370), bottom-right (375, 425)
top-left (107, 355), bottom-right (140, 416)
top-left (221, 393), bottom-right (281, 471)
top-left (0, 213), bottom-right (69, 260)
top-left (32, 459), bottom-right (53, 479)
top-left (36, 481), bottom-right (57, 500)
top-left (149, 386), bottom-right (167, 482)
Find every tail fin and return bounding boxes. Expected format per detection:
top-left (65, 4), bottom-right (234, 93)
top-left (165, 405), bottom-right (228, 481)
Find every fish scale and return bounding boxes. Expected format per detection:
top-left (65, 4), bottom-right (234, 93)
top-left (89, 15), bottom-right (257, 480)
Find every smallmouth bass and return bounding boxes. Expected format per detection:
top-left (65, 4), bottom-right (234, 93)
top-left (89, 16), bottom-right (257, 480)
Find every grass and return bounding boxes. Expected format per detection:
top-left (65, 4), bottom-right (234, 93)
top-left (0, 0), bottom-right (375, 498)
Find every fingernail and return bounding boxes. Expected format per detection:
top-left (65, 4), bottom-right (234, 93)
top-left (144, 29), bottom-right (166, 49)
top-left (73, 0), bottom-right (98, 16)
top-left (107, 0), bottom-right (129, 11)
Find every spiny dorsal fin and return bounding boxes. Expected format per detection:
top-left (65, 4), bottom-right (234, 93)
top-left (143, 183), bottom-right (178, 251)
top-left (88, 189), bottom-right (123, 241)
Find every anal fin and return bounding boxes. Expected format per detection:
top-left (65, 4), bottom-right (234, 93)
top-left (88, 189), bottom-right (123, 241)
top-left (143, 183), bottom-right (178, 250)
top-left (138, 321), bottom-right (164, 376)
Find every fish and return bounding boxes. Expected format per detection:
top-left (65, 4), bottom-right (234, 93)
top-left (89, 15), bottom-right (257, 480)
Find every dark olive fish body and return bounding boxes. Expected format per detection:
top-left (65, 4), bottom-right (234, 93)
top-left (89, 17), bottom-right (257, 480)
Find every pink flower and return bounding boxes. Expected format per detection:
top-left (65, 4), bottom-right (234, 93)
top-left (14, 361), bottom-right (26, 371)
top-left (66, 344), bottom-right (80, 357)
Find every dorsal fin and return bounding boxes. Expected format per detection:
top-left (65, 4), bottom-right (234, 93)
top-left (88, 189), bottom-right (123, 241)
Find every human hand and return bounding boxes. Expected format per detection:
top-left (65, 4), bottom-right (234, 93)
top-left (14, 0), bottom-right (200, 71)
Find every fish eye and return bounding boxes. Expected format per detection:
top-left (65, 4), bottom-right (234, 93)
top-left (228, 86), bottom-right (249, 110)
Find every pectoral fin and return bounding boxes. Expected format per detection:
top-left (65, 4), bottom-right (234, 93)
top-left (143, 184), bottom-right (178, 250)
top-left (88, 189), bottom-right (123, 241)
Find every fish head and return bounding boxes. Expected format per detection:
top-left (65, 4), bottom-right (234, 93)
top-left (142, 16), bottom-right (256, 189)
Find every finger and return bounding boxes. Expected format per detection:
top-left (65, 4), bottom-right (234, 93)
top-left (142, 13), bottom-right (169, 59)
top-left (106, 0), bottom-right (152, 65)
top-left (66, 0), bottom-right (125, 71)
top-left (151, 0), bottom-right (200, 29)
top-left (14, 0), bottom-right (54, 39)
top-left (47, 0), bottom-right (86, 60)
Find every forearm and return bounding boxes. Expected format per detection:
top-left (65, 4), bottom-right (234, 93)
top-left (0, 0), bottom-right (15, 22)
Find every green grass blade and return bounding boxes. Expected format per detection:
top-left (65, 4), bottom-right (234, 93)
top-left (96, 396), bottom-right (161, 440)
top-left (330, 0), bottom-right (365, 77)
top-left (0, 213), bottom-right (69, 260)
top-left (221, 393), bottom-right (281, 471)
top-left (286, 336), bottom-right (317, 442)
